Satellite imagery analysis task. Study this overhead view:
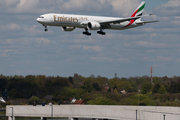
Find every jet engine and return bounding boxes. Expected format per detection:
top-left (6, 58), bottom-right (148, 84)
top-left (62, 27), bottom-right (76, 31)
top-left (87, 22), bottom-right (101, 30)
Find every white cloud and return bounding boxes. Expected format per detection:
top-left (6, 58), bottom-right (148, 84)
top-left (91, 56), bottom-right (130, 63)
top-left (0, 0), bottom-right (141, 16)
top-left (16, 0), bottom-right (39, 12)
top-left (164, 0), bottom-right (180, 7)
top-left (135, 41), bottom-right (180, 48)
top-left (91, 57), bottom-right (113, 62)
top-left (4, 0), bottom-right (19, 6)
top-left (153, 0), bottom-right (180, 16)
top-left (83, 45), bottom-right (103, 52)
top-left (1, 23), bottom-right (22, 31)
top-left (143, 56), bottom-right (172, 62)
top-left (172, 19), bottom-right (180, 26)
top-left (4, 50), bottom-right (13, 52)
top-left (176, 58), bottom-right (180, 62)
top-left (109, 0), bottom-right (140, 16)
top-left (116, 58), bottom-right (130, 62)
top-left (35, 38), bottom-right (51, 45)
top-left (136, 41), bottom-right (168, 48)
top-left (69, 45), bottom-right (82, 49)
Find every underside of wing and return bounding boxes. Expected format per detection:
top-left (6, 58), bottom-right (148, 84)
top-left (99, 16), bottom-right (141, 24)
top-left (136, 21), bottom-right (159, 25)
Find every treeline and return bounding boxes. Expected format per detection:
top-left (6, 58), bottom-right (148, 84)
top-left (1, 75), bottom-right (180, 106)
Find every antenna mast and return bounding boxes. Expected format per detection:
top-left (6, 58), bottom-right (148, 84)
top-left (150, 66), bottom-right (154, 85)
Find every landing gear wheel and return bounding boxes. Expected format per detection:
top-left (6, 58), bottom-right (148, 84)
top-left (83, 28), bottom-right (91, 36)
top-left (97, 31), bottom-right (106, 35)
top-left (43, 24), bottom-right (48, 32)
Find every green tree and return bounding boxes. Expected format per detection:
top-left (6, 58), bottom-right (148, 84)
top-left (62, 88), bottom-right (84, 99)
top-left (68, 76), bottom-right (74, 84)
top-left (169, 82), bottom-right (177, 93)
top-left (8, 89), bottom-right (22, 99)
top-left (129, 81), bottom-right (138, 92)
top-left (152, 83), bottom-right (161, 94)
top-left (176, 82), bottom-right (180, 93)
top-left (140, 99), bottom-right (156, 106)
top-left (108, 79), bottom-right (132, 91)
top-left (87, 96), bottom-right (117, 105)
top-left (52, 77), bottom-right (70, 87)
top-left (30, 96), bottom-right (40, 101)
top-left (92, 83), bottom-right (101, 91)
top-left (83, 78), bottom-right (93, 93)
top-left (85, 82), bottom-right (93, 93)
top-left (158, 86), bottom-right (166, 94)
top-left (0, 78), bottom-right (8, 91)
top-left (131, 94), bottom-right (149, 101)
top-left (153, 77), bottom-right (160, 85)
top-left (113, 85), bottom-right (118, 90)
top-left (141, 83), bottom-right (152, 94)
top-left (114, 88), bottom-right (118, 93)
top-left (106, 93), bottom-right (121, 102)
top-left (25, 75), bottom-right (36, 83)
top-left (117, 81), bottom-right (132, 91)
top-left (35, 75), bottom-right (46, 87)
top-left (108, 79), bottom-right (119, 88)
top-left (29, 96), bottom-right (40, 104)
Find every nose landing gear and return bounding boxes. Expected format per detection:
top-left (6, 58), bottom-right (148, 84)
top-left (43, 25), bottom-right (48, 32)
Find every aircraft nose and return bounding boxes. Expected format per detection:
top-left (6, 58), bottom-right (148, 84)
top-left (37, 18), bottom-right (40, 22)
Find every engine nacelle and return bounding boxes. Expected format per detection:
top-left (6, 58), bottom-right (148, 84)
top-left (87, 22), bottom-right (101, 30)
top-left (62, 27), bottom-right (76, 31)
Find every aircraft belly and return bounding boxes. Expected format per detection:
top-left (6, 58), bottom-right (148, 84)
top-left (47, 22), bottom-right (83, 28)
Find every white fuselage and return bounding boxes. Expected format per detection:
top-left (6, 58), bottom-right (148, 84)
top-left (37, 13), bottom-right (143, 30)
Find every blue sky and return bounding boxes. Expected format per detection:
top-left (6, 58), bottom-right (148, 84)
top-left (0, 0), bottom-right (180, 78)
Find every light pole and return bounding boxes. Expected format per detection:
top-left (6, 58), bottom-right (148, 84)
top-left (51, 105), bottom-right (53, 120)
top-left (163, 114), bottom-right (166, 120)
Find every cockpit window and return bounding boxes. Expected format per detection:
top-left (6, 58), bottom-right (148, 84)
top-left (39, 16), bottom-right (44, 18)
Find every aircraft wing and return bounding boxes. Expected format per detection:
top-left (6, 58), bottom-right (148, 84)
top-left (99, 14), bottom-right (154, 24)
top-left (99, 16), bottom-right (141, 24)
top-left (136, 21), bottom-right (159, 25)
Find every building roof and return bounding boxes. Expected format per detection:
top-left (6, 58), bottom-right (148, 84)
top-left (102, 84), bottom-right (110, 91)
top-left (70, 97), bottom-right (76, 104)
top-left (0, 97), bottom-right (6, 103)
top-left (74, 100), bottom-right (84, 104)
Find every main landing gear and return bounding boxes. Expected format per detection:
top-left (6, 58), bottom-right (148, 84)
top-left (43, 25), bottom-right (48, 32)
top-left (82, 28), bottom-right (106, 36)
top-left (97, 29), bottom-right (106, 35)
top-left (82, 28), bottom-right (91, 36)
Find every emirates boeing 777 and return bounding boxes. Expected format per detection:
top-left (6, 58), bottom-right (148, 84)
top-left (36, 1), bottom-right (158, 36)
